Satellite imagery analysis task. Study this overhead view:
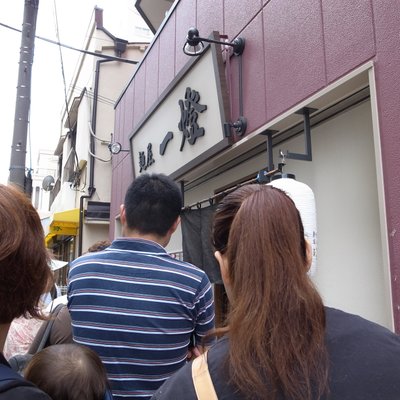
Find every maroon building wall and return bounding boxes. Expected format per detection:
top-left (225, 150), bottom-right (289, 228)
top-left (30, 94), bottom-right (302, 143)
top-left (112, 0), bottom-right (400, 330)
top-left (372, 0), bottom-right (400, 332)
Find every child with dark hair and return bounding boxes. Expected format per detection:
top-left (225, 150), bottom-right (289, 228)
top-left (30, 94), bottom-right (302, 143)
top-left (24, 344), bottom-right (112, 400)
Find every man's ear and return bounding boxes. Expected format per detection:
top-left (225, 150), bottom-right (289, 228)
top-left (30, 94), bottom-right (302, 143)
top-left (214, 251), bottom-right (230, 286)
top-left (120, 204), bottom-right (126, 226)
top-left (169, 216), bottom-right (180, 235)
top-left (305, 239), bottom-right (312, 271)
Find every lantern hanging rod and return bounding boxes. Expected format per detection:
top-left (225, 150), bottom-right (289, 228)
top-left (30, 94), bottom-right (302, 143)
top-left (283, 107), bottom-right (317, 161)
top-left (182, 168), bottom-right (281, 211)
top-left (260, 106), bottom-right (317, 179)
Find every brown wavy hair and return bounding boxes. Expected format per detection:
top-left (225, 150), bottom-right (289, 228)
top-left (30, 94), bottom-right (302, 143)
top-left (212, 184), bottom-right (328, 400)
top-left (0, 184), bottom-right (53, 323)
top-left (87, 240), bottom-right (111, 253)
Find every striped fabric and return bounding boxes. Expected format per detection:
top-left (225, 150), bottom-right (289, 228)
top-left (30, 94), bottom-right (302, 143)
top-left (67, 238), bottom-right (215, 400)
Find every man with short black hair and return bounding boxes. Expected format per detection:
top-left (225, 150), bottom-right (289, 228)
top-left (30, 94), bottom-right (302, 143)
top-left (68, 173), bottom-right (215, 400)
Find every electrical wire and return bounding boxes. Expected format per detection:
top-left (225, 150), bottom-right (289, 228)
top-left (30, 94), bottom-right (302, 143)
top-left (87, 122), bottom-right (111, 162)
top-left (0, 21), bottom-right (139, 64)
top-left (88, 122), bottom-right (112, 144)
top-left (66, 85), bottom-right (116, 108)
top-left (71, 85), bottom-right (116, 106)
top-left (53, 0), bottom-right (73, 133)
top-left (53, 0), bottom-right (80, 170)
top-left (1, 14), bottom-right (137, 172)
top-left (87, 148), bottom-right (111, 163)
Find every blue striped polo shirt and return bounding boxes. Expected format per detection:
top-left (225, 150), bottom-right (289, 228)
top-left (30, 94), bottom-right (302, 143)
top-left (67, 238), bottom-right (215, 400)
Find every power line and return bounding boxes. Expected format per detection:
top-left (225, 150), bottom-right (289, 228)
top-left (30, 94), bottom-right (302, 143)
top-left (53, 0), bottom-right (80, 171)
top-left (0, 21), bottom-right (139, 64)
top-left (53, 0), bottom-right (73, 132)
top-left (71, 85), bottom-right (116, 106)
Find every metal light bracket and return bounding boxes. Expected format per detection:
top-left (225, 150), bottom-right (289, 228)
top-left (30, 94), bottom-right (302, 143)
top-left (224, 116), bottom-right (247, 137)
top-left (183, 28), bottom-right (247, 139)
top-left (183, 27), bottom-right (245, 57)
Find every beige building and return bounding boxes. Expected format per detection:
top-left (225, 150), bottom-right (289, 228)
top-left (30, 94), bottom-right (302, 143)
top-left (44, 7), bottom-right (149, 266)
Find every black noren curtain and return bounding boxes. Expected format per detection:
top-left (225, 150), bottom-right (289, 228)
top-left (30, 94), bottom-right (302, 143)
top-left (181, 204), bottom-right (222, 284)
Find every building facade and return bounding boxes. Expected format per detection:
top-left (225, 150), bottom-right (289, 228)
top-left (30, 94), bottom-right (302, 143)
top-left (112, 0), bottom-right (400, 332)
top-left (45, 7), bottom-right (149, 264)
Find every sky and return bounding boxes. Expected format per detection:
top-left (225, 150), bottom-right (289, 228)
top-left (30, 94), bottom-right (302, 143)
top-left (0, 0), bottom-right (152, 184)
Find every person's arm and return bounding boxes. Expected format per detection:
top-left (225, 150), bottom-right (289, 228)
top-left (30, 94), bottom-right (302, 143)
top-left (186, 337), bottom-right (203, 361)
top-left (192, 274), bottom-right (216, 348)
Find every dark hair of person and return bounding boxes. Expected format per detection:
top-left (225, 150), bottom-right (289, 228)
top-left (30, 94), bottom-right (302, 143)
top-left (124, 173), bottom-right (182, 236)
top-left (0, 184), bottom-right (53, 324)
top-left (212, 184), bottom-right (328, 400)
top-left (87, 240), bottom-right (111, 252)
top-left (24, 344), bottom-right (109, 400)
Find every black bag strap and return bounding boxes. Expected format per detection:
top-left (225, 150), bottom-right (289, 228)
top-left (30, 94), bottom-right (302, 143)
top-left (29, 303), bottom-right (65, 354)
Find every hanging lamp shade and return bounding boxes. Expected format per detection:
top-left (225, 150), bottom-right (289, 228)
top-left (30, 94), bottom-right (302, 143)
top-left (268, 176), bottom-right (317, 275)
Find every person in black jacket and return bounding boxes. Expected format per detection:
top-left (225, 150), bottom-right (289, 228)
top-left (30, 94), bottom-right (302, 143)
top-left (0, 184), bottom-right (53, 399)
top-left (152, 184), bottom-right (400, 400)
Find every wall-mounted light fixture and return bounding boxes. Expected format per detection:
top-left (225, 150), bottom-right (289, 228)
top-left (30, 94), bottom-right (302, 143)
top-left (183, 28), bottom-right (247, 137)
top-left (108, 142), bottom-right (130, 155)
top-left (223, 116), bottom-right (247, 137)
top-left (183, 27), bottom-right (245, 57)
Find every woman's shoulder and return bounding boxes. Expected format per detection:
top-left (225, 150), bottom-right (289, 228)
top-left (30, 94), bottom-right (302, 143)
top-left (151, 337), bottom-right (231, 400)
top-left (325, 306), bottom-right (400, 358)
top-left (325, 306), bottom-right (400, 343)
top-left (325, 307), bottom-right (400, 399)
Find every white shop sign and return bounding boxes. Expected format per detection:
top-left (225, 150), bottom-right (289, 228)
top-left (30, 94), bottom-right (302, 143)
top-left (130, 33), bottom-right (231, 180)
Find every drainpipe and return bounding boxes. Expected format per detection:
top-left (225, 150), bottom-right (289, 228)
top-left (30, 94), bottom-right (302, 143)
top-left (77, 59), bottom-right (112, 255)
top-left (78, 189), bottom-right (95, 255)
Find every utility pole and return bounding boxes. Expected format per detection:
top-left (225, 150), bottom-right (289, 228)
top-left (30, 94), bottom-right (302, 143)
top-left (8, 0), bottom-right (39, 195)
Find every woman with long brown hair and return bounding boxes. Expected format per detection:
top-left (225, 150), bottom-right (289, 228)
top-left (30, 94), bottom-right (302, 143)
top-left (152, 184), bottom-right (400, 400)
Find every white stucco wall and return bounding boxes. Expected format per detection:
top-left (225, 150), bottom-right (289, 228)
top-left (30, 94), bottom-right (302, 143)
top-left (182, 99), bottom-right (391, 330)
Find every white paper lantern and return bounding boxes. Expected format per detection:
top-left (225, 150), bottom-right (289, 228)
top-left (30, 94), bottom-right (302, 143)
top-left (268, 175), bottom-right (317, 275)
